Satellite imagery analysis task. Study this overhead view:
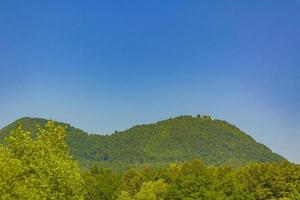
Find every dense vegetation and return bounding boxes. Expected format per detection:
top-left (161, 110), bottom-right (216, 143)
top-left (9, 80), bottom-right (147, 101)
top-left (0, 121), bottom-right (85, 199)
top-left (0, 121), bottom-right (299, 199)
top-left (107, 160), bottom-right (300, 200)
top-left (0, 115), bottom-right (284, 171)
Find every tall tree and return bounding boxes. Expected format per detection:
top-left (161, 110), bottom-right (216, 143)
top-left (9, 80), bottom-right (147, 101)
top-left (0, 121), bottom-right (86, 199)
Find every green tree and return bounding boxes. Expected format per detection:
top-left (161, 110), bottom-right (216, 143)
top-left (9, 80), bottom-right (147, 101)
top-left (118, 191), bottom-right (133, 200)
top-left (236, 161), bottom-right (300, 200)
top-left (0, 121), bottom-right (86, 199)
top-left (120, 167), bottom-right (155, 197)
top-left (135, 180), bottom-right (167, 200)
top-left (118, 180), bottom-right (167, 200)
top-left (83, 166), bottom-right (121, 200)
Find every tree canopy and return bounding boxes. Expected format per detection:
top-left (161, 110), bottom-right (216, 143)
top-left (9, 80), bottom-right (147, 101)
top-left (0, 121), bottom-right (85, 199)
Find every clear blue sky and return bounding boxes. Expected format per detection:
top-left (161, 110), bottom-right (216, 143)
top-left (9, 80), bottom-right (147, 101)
top-left (0, 1), bottom-right (299, 163)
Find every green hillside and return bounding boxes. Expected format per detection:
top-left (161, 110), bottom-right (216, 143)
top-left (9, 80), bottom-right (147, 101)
top-left (0, 115), bottom-right (285, 171)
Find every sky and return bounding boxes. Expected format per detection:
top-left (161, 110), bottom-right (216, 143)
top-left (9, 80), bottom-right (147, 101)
top-left (0, 0), bottom-right (299, 163)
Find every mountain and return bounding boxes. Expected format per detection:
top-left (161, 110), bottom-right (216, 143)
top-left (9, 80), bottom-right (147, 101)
top-left (0, 115), bottom-right (285, 171)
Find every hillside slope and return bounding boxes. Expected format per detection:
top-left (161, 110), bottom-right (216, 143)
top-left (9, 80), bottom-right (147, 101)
top-left (0, 116), bottom-right (285, 171)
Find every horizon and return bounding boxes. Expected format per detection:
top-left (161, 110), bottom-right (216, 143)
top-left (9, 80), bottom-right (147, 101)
top-left (1, 0), bottom-right (299, 164)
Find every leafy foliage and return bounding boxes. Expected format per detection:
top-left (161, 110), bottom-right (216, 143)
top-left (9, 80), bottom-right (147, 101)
top-left (118, 179), bottom-right (167, 200)
top-left (115, 160), bottom-right (300, 200)
top-left (83, 167), bottom-right (121, 200)
top-left (0, 121), bottom-right (86, 199)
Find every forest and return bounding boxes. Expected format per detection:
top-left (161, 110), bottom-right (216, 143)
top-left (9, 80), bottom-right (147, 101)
top-left (0, 116), bottom-right (284, 171)
top-left (0, 120), bottom-right (299, 200)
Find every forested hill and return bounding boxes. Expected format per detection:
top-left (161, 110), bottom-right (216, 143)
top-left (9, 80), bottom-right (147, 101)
top-left (0, 116), bottom-right (285, 171)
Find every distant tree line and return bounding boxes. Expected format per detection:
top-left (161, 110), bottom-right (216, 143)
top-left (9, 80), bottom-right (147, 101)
top-left (84, 160), bottom-right (300, 200)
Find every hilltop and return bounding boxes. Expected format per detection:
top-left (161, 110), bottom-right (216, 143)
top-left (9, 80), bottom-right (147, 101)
top-left (0, 115), bottom-right (284, 171)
